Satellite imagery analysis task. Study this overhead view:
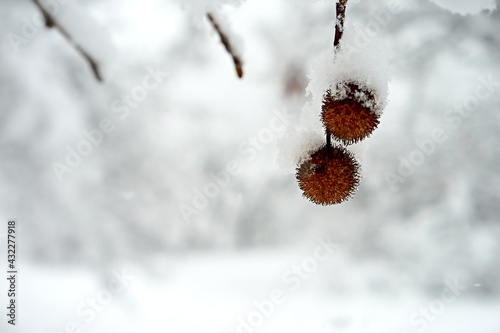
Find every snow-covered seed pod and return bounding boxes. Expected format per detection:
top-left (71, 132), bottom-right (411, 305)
top-left (321, 82), bottom-right (381, 145)
top-left (296, 144), bottom-right (360, 205)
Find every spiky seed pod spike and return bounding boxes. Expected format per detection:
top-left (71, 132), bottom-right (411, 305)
top-left (321, 83), bottom-right (381, 145)
top-left (296, 144), bottom-right (360, 205)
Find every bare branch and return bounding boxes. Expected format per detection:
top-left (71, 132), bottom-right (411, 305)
top-left (31, 0), bottom-right (103, 82)
top-left (206, 12), bottom-right (244, 79)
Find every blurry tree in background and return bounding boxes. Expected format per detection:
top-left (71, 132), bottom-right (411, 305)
top-left (0, 0), bottom-right (499, 295)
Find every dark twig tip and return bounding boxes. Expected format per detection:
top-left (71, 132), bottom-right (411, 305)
top-left (89, 59), bottom-right (103, 82)
top-left (43, 12), bottom-right (55, 28)
top-left (236, 65), bottom-right (243, 78)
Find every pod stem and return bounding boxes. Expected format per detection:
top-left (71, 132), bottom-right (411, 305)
top-left (334, 0), bottom-right (349, 49)
top-left (326, 0), bottom-right (349, 146)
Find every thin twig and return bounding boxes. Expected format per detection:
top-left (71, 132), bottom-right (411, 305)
top-left (31, 0), bottom-right (103, 82)
top-left (206, 13), bottom-right (243, 79)
top-left (334, 0), bottom-right (349, 49)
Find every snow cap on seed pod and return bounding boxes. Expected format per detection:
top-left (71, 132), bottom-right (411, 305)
top-left (277, 129), bottom-right (325, 174)
top-left (321, 81), bottom-right (381, 145)
top-left (301, 22), bottom-right (390, 137)
top-left (296, 144), bottom-right (360, 205)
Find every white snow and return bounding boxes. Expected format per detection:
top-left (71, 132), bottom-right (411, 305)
top-left (276, 129), bottom-right (324, 174)
top-left (1, 1), bottom-right (500, 332)
top-left (429, 0), bottom-right (497, 15)
top-left (4, 252), bottom-right (500, 333)
top-left (172, 0), bottom-right (245, 21)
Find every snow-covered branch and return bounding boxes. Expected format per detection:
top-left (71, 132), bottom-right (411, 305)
top-left (334, 0), bottom-right (349, 49)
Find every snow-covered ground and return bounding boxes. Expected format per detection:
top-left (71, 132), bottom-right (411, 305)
top-left (4, 249), bottom-right (500, 333)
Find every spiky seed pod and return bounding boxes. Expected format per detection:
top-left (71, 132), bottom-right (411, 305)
top-left (321, 82), bottom-right (381, 145)
top-left (296, 144), bottom-right (360, 205)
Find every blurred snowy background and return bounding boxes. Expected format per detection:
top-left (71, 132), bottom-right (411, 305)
top-left (1, 0), bottom-right (500, 332)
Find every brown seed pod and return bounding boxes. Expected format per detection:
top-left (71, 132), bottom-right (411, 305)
top-left (296, 144), bottom-right (360, 205)
top-left (321, 82), bottom-right (381, 145)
